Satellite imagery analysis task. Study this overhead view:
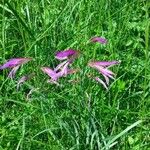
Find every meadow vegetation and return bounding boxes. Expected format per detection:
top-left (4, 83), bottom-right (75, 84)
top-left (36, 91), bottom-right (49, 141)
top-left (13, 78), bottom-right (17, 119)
top-left (0, 0), bottom-right (149, 149)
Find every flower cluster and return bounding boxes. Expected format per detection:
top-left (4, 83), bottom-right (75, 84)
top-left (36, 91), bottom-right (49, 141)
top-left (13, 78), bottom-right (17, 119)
top-left (0, 37), bottom-right (120, 90)
top-left (41, 49), bottom-right (79, 85)
top-left (88, 61), bottom-right (119, 89)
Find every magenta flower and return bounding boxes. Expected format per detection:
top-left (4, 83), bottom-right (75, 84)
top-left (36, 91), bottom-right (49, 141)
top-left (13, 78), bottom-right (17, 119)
top-left (41, 49), bottom-right (79, 85)
top-left (0, 58), bottom-right (32, 78)
top-left (88, 61), bottom-right (120, 89)
top-left (54, 60), bottom-right (71, 76)
top-left (91, 37), bottom-right (107, 44)
top-left (55, 49), bottom-right (79, 60)
top-left (41, 67), bottom-right (61, 81)
top-left (41, 66), bottom-right (68, 85)
top-left (41, 61), bottom-right (78, 85)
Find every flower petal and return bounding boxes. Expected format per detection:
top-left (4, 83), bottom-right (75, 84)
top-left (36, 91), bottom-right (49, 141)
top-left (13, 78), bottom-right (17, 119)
top-left (103, 74), bottom-right (110, 85)
top-left (88, 59), bottom-right (119, 89)
top-left (55, 49), bottom-right (78, 60)
top-left (8, 65), bottom-right (20, 78)
top-left (88, 62), bottom-right (115, 79)
top-left (54, 60), bottom-right (68, 72)
top-left (90, 61), bottom-right (119, 67)
top-left (91, 37), bottom-right (107, 44)
top-left (59, 61), bottom-right (70, 76)
top-left (54, 61), bottom-right (72, 76)
top-left (0, 58), bottom-right (32, 70)
top-left (95, 77), bottom-right (108, 90)
top-left (41, 67), bottom-right (60, 81)
top-left (98, 66), bottom-right (114, 75)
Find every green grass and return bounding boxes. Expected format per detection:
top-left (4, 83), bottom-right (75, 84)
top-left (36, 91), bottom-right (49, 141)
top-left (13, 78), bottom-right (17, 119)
top-left (0, 0), bottom-right (150, 149)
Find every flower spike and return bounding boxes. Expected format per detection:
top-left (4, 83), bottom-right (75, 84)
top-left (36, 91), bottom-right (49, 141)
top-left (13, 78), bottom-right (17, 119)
top-left (0, 58), bottom-right (32, 78)
top-left (0, 58), bottom-right (32, 70)
top-left (88, 60), bottom-right (120, 89)
top-left (55, 49), bottom-right (79, 60)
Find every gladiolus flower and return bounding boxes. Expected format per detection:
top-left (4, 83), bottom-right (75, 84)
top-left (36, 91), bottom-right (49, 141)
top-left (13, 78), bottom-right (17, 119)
top-left (0, 58), bottom-right (32, 78)
top-left (41, 67), bottom-right (64, 85)
top-left (54, 60), bottom-right (70, 76)
top-left (41, 49), bottom-right (79, 85)
top-left (55, 49), bottom-right (79, 75)
top-left (41, 67), bottom-right (61, 82)
top-left (41, 61), bottom-right (78, 85)
top-left (55, 49), bottom-right (79, 60)
top-left (41, 64), bottom-right (77, 83)
top-left (91, 37), bottom-right (107, 44)
top-left (88, 61), bottom-right (120, 89)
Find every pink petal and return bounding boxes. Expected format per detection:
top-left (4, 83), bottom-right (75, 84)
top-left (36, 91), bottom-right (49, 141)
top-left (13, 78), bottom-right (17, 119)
top-left (55, 49), bottom-right (78, 60)
top-left (0, 58), bottom-right (32, 70)
top-left (8, 65), bottom-right (20, 78)
top-left (54, 60), bottom-right (68, 72)
top-left (88, 60), bottom-right (119, 89)
top-left (91, 37), bottom-right (107, 44)
top-left (95, 77), bottom-right (108, 90)
top-left (59, 61), bottom-right (70, 76)
top-left (90, 61), bottom-right (119, 67)
top-left (41, 67), bottom-right (60, 81)
top-left (103, 74), bottom-right (110, 85)
top-left (98, 67), bottom-right (115, 80)
top-left (54, 61), bottom-right (72, 76)
top-left (98, 66), bottom-right (114, 75)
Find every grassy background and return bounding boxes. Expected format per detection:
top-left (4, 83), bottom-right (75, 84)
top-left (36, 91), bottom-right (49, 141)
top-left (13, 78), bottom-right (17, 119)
top-left (0, 0), bottom-right (150, 149)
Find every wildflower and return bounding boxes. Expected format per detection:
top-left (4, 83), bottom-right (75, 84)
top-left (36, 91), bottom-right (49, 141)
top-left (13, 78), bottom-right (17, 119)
top-left (91, 37), bottom-right (107, 44)
top-left (54, 60), bottom-right (79, 77)
top-left (54, 60), bottom-right (70, 76)
top-left (88, 61), bottom-right (120, 89)
top-left (41, 64), bottom-right (78, 85)
top-left (41, 67), bottom-right (61, 83)
top-left (55, 49), bottom-right (79, 60)
top-left (55, 49), bottom-right (79, 75)
top-left (41, 49), bottom-right (79, 85)
top-left (41, 66), bottom-right (69, 85)
top-left (0, 58), bottom-right (32, 78)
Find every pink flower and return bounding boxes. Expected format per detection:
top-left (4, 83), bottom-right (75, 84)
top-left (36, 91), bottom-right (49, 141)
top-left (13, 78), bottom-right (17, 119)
top-left (91, 37), bottom-right (107, 44)
top-left (41, 61), bottom-right (78, 85)
top-left (0, 58), bottom-right (32, 78)
top-left (41, 67), bottom-right (65, 85)
top-left (41, 67), bottom-right (61, 82)
top-left (41, 49), bottom-right (79, 85)
top-left (88, 61), bottom-right (120, 89)
top-left (55, 49), bottom-right (79, 60)
top-left (55, 49), bottom-right (79, 75)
